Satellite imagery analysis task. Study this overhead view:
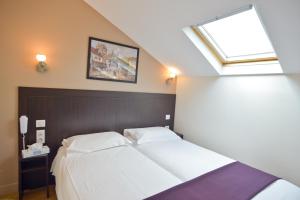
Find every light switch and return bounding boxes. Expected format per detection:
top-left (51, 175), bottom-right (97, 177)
top-left (36, 120), bottom-right (46, 128)
top-left (165, 114), bottom-right (171, 120)
top-left (36, 129), bottom-right (45, 144)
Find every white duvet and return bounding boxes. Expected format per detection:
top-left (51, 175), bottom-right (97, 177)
top-left (51, 145), bottom-right (181, 200)
top-left (135, 139), bottom-right (300, 200)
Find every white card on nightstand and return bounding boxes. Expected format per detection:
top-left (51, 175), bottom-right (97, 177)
top-left (36, 130), bottom-right (45, 144)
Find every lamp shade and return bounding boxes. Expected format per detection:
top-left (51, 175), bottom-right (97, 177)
top-left (36, 54), bottom-right (46, 62)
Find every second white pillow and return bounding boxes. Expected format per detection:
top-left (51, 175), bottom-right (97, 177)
top-left (123, 127), bottom-right (181, 144)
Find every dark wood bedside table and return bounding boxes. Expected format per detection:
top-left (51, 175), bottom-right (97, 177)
top-left (175, 132), bottom-right (184, 139)
top-left (19, 154), bottom-right (49, 200)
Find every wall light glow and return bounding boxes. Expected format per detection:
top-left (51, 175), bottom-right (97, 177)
top-left (36, 54), bottom-right (47, 62)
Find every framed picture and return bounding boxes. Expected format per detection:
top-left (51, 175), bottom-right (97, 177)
top-left (87, 37), bottom-right (139, 83)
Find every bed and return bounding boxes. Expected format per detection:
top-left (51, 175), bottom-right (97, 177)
top-left (51, 132), bottom-right (181, 200)
top-left (51, 129), bottom-right (300, 200)
top-left (124, 127), bottom-right (300, 200)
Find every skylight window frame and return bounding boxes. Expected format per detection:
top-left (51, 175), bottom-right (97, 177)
top-left (192, 4), bottom-right (278, 66)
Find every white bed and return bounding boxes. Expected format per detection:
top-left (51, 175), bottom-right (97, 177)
top-left (134, 139), bottom-right (300, 200)
top-left (51, 145), bottom-right (181, 200)
top-left (52, 129), bottom-right (300, 200)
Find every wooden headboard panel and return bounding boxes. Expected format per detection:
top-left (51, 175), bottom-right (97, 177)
top-left (18, 87), bottom-right (176, 166)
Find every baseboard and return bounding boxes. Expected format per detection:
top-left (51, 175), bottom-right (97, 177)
top-left (0, 182), bottom-right (18, 196)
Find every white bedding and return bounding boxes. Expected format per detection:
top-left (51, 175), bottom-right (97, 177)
top-left (135, 139), bottom-right (300, 200)
top-left (51, 145), bottom-right (181, 200)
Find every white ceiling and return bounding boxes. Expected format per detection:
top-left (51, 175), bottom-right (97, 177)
top-left (84, 0), bottom-right (300, 76)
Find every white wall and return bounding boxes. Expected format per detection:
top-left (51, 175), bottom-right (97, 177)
top-left (175, 75), bottom-right (300, 186)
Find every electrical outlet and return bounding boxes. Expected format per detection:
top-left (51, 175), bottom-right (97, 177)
top-left (36, 120), bottom-right (46, 128)
top-left (36, 129), bottom-right (45, 144)
top-left (165, 114), bottom-right (171, 120)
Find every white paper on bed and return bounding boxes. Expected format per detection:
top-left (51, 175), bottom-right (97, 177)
top-left (135, 140), bottom-right (300, 200)
top-left (51, 145), bottom-right (182, 200)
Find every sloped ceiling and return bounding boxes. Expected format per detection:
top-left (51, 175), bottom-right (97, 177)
top-left (84, 0), bottom-right (300, 76)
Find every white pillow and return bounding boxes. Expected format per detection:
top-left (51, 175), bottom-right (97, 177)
top-left (123, 127), bottom-right (181, 144)
top-left (62, 131), bottom-right (130, 153)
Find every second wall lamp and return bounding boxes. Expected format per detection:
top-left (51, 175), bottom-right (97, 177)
top-left (36, 54), bottom-right (48, 73)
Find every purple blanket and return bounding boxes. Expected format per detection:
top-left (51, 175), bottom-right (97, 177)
top-left (145, 162), bottom-right (279, 200)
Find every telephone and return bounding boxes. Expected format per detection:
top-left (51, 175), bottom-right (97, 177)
top-left (22, 143), bottom-right (50, 158)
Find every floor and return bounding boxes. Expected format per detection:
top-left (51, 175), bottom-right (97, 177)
top-left (0, 186), bottom-right (57, 200)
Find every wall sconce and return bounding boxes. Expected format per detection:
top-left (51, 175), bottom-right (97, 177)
top-left (166, 68), bottom-right (178, 84)
top-left (36, 54), bottom-right (48, 73)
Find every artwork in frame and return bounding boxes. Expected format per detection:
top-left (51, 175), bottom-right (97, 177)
top-left (87, 37), bottom-right (139, 83)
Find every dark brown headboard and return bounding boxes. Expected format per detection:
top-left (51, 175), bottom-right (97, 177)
top-left (18, 87), bottom-right (176, 165)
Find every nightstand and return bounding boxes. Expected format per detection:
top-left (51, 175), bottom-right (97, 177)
top-left (19, 154), bottom-right (49, 200)
top-left (175, 132), bottom-right (184, 139)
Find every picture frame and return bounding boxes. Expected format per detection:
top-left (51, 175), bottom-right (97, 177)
top-left (87, 37), bottom-right (139, 83)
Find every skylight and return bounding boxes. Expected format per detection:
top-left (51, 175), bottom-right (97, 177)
top-left (194, 5), bottom-right (278, 65)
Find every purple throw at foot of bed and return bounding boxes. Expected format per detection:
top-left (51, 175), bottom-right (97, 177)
top-left (145, 162), bottom-right (279, 200)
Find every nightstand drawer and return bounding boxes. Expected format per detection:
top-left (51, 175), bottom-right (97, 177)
top-left (21, 157), bottom-right (47, 172)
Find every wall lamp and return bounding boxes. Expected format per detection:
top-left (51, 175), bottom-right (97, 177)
top-left (166, 68), bottom-right (178, 84)
top-left (36, 54), bottom-right (48, 73)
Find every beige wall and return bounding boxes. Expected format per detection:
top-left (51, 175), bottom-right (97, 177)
top-left (175, 75), bottom-right (300, 187)
top-left (0, 0), bottom-right (175, 195)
